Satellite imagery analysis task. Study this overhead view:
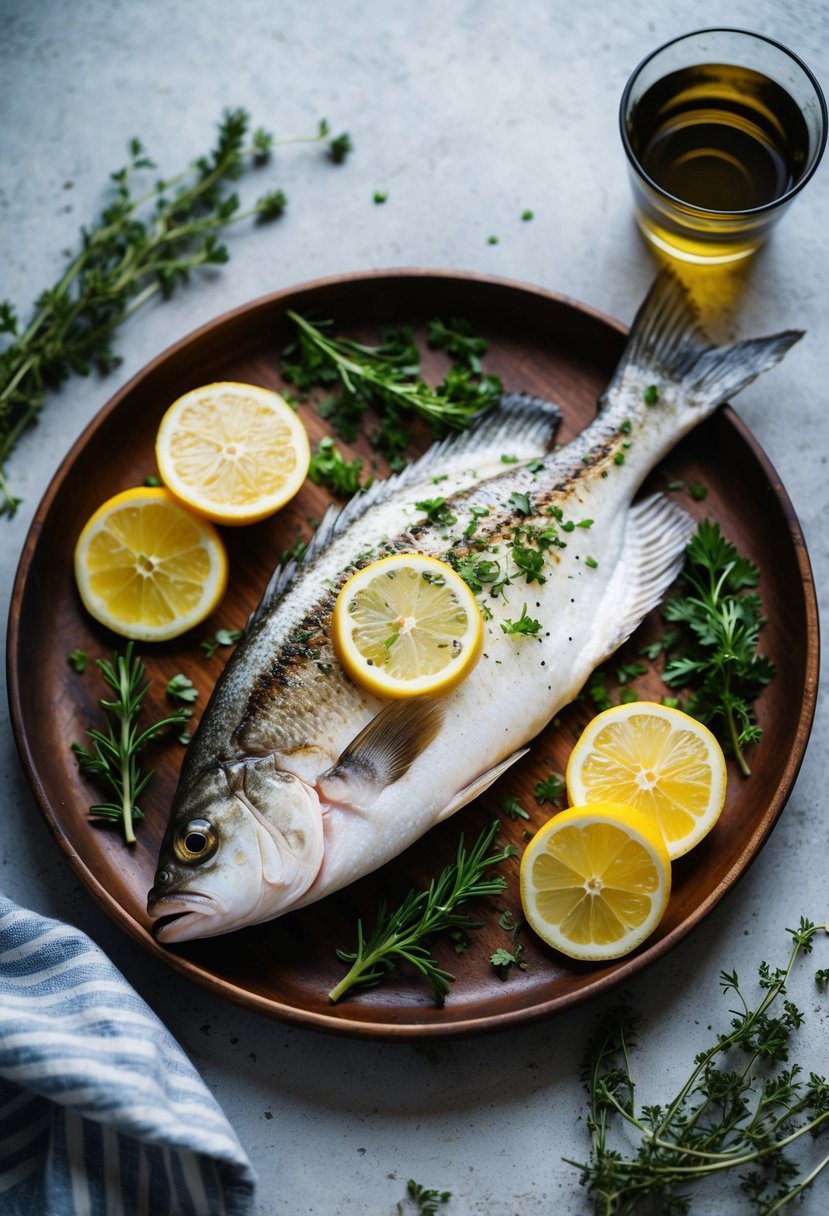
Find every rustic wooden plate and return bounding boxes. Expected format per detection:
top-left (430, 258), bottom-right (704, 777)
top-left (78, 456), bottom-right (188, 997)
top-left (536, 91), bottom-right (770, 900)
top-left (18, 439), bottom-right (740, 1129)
top-left (7, 270), bottom-right (818, 1040)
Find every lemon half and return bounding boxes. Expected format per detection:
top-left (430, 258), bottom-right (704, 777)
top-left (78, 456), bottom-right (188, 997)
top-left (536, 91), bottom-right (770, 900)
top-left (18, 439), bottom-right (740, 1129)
top-left (566, 702), bottom-right (727, 859)
top-left (332, 553), bottom-right (484, 699)
top-left (155, 381), bottom-right (310, 525)
top-left (520, 802), bottom-right (672, 961)
top-left (74, 486), bottom-right (228, 641)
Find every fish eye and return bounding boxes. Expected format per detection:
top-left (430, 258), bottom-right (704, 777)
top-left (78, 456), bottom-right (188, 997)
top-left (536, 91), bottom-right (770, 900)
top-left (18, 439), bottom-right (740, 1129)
top-left (173, 819), bottom-right (219, 865)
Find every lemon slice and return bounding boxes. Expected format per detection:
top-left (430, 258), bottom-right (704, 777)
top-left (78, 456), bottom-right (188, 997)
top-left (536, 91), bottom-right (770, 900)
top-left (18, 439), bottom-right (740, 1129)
top-left (566, 702), bottom-right (727, 859)
top-left (155, 381), bottom-right (310, 525)
top-left (331, 553), bottom-right (483, 698)
top-left (74, 487), bottom-right (228, 641)
top-left (520, 803), bottom-right (672, 961)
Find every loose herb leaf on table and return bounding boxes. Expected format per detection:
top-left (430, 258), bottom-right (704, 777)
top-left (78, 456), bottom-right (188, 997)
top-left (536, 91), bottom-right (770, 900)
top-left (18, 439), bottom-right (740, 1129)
top-left (72, 644), bottom-right (190, 844)
top-left (572, 918), bottom-right (829, 1215)
top-left (0, 107), bottom-right (350, 519)
top-left (329, 819), bottom-right (516, 1005)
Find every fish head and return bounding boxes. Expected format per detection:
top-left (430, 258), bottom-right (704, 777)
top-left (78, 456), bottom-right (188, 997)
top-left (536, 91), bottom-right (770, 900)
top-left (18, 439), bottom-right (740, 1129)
top-left (147, 753), bottom-right (325, 943)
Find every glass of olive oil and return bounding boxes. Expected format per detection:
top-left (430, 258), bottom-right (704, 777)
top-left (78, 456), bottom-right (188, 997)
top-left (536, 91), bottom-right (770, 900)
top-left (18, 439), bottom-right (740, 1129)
top-left (620, 29), bottom-right (826, 263)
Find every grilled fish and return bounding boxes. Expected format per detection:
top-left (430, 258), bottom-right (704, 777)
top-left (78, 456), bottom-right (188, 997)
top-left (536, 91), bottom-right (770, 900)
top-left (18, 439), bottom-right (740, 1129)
top-left (148, 273), bottom-right (801, 942)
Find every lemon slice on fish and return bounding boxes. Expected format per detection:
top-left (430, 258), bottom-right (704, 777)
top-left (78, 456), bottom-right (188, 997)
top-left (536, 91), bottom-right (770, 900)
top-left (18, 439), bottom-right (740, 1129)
top-left (520, 802), bottom-right (671, 961)
top-left (565, 702), bottom-right (727, 860)
top-left (155, 381), bottom-right (310, 525)
top-left (74, 486), bottom-right (228, 641)
top-left (332, 554), bottom-right (484, 699)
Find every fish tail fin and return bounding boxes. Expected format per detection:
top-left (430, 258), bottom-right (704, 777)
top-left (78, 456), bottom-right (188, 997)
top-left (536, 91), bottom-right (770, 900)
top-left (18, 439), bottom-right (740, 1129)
top-left (606, 269), bottom-right (804, 411)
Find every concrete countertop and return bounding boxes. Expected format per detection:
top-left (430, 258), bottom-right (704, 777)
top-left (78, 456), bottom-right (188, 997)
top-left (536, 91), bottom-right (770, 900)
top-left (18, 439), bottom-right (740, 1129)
top-left (2, 2), bottom-right (827, 1213)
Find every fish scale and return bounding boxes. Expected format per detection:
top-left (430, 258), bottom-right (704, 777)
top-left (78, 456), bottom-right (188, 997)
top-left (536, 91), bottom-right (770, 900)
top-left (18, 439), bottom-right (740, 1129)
top-left (147, 272), bottom-right (802, 941)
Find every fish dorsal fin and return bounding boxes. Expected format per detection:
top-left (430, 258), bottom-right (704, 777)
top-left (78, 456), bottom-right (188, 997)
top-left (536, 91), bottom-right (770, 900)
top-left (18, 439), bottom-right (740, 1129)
top-left (604, 493), bottom-right (696, 656)
top-left (434, 748), bottom-right (529, 822)
top-left (248, 393), bottom-right (561, 627)
top-left (602, 269), bottom-right (803, 411)
top-left (316, 698), bottom-right (445, 810)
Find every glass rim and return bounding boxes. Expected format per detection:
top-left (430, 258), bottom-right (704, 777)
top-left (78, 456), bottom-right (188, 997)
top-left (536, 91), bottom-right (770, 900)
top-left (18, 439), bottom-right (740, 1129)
top-left (619, 26), bottom-right (828, 218)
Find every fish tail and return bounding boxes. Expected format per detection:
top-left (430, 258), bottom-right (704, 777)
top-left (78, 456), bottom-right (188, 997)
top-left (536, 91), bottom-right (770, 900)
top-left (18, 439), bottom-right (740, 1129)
top-left (607, 269), bottom-right (804, 411)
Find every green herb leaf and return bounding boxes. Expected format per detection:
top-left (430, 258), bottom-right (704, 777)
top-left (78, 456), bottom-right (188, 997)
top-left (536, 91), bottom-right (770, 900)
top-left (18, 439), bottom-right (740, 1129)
top-left (166, 673), bottom-right (199, 703)
top-left (501, 604), bottom-right (542, 636)
top-left (329, 820), bottom-right (515, 1005)
top-left (534, 773), bottom-right (564, 805)
top-left (72, 643), bottom-right (190, 844)
top-left (308, 436), bottom-right (366, 497)
top-left (68, 649), bottom-right (88, 674)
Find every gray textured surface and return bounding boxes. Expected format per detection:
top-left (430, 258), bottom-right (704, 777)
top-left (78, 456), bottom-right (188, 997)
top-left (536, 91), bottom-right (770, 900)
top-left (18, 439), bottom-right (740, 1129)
top-left (1, 2), bottom-right (828, 1213)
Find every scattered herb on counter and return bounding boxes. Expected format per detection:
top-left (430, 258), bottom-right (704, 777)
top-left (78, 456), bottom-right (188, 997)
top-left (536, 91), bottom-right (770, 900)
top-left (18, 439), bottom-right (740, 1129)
top-left (643, 384), bottom-right (660, 405)
top-left (327, 130), bottom-right (353, 163)
top-left (308, 435), bottom-right (367, 497)
top-left (282, 312), bottom-right (503, 454)
top-left (490, 943), bottom-right (526, 981)
top-left (0, 108), bottom-right (350, 519)
top-left (200, 628), bottom-right (244, 659)
top-left (71, 643), bottom-right (191, 844)
top-left (329, 819), bottom-right (516, 1005)
top-left (570, 918), bottom-right (829, 1214)
top-left (397, 1179), bottom-right (452, 1215)
top-left (373, 190), bottom-right (388, 204)
top-left (500, 795), bottom-right (530, 821)
top-left (521, 209), bottom-right (535, 221)
top-left (660, 519), bottom-right (774, 777)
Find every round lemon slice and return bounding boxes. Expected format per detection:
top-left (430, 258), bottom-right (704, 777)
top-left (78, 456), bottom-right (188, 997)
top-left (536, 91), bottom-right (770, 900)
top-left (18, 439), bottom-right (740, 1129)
top-left (74, 486), bottom-right (228, 641)
top-left (566, 702), bottom-right (727, 860)
top-left (520, 802), bottom-right (672, 961)
top-left (331, 553), bottom-right (484, 699)
top-left (155, 381), bottom-right (310, 525)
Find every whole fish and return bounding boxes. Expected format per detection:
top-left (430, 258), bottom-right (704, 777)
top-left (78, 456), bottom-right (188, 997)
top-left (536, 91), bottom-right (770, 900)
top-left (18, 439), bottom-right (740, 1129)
top-left (148, 273), bottom-right (801, 942)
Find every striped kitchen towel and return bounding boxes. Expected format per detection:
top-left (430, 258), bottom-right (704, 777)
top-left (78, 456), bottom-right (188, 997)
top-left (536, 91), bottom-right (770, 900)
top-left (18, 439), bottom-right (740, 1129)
top-left (0, 895), bottom-right (256, 1215)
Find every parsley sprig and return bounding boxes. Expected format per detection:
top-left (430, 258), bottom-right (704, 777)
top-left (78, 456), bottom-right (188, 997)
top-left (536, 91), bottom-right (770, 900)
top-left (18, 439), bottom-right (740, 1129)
top-left (0, 108), bottom-right (350, 518)
top-left (572, 918), bottom-right (829, 1214)
top-left (71, 644), bottom-right (190, 844)
top-left (661, 521), bottom-right (774, 776)
top-left (329, 819), bottom-right (515, 1005)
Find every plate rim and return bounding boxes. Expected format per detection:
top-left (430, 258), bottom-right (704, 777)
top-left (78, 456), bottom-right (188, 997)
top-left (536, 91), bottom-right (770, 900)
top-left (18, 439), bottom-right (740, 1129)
top-left (7, 267), bottom-right (820, 1040)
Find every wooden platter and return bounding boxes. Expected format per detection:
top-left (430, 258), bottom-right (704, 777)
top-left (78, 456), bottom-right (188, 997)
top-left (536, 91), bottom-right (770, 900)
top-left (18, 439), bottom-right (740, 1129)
top-left (7, 270), bottom-right (819, 1039)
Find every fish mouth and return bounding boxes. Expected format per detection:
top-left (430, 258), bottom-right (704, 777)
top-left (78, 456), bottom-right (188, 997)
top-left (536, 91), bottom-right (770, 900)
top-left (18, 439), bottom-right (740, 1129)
top-left (148, 891), bottom-right (225, 944)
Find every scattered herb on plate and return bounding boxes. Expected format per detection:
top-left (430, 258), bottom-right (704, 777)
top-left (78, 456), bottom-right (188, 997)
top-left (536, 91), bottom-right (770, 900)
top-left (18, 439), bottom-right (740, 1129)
top-left (660, 520), bottom-right (774, 776)
top-left (72, 644), bottom-right (191, 844)
top-left (329, 819), bottom-right (515, 1005)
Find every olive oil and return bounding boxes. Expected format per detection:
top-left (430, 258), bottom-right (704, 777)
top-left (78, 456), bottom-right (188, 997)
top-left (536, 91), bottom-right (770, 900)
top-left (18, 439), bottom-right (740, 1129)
top-left (628, 64), bottom-right (809, 212)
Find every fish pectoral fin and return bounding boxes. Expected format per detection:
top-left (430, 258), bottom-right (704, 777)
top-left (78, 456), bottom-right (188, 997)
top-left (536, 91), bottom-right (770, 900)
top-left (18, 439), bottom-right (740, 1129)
top-left (602, 493), bottom-right (696, 657)
top-left (435, 747), bottom-right (530, 822)
top-left (317, 697), bottom-right (445, 811)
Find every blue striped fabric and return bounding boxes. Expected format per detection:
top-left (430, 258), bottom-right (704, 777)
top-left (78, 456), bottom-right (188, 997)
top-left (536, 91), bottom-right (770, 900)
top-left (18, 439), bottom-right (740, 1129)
top-left (0, 896), bottom-right (255, 1215)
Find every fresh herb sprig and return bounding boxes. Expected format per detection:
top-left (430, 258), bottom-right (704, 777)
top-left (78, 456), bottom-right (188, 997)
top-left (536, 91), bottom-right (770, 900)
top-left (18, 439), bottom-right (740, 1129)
top-left (572, 918), bottom-right (829, 1215)
top-left (283, 311), bottom-right (503, 442)
top-left (72, 644), bottom-right (190, 843)
top-left (329, 819), bottom-right (515, 1005)
top-left (0, 108), bottom-right (350, 518)
top-left (661, 520), bottom-right (774, 776)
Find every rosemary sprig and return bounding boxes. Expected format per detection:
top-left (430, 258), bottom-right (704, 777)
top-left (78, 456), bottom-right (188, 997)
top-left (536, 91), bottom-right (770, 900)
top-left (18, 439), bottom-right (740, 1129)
top-left (284, 310), bottom-right (503, 437)
top-left (329, 819), bottom-right (516, 1005)
top-left (72, 643), bottom-right (190, 844)
top-left (572, 918), bottom-right (829, 1214)
top-left (0, 108), bottom-right (350, 518)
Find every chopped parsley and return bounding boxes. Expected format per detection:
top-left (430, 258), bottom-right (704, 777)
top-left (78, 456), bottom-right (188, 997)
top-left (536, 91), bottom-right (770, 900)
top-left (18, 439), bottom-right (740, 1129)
top-left (501, 604), bottom-right (542, 636)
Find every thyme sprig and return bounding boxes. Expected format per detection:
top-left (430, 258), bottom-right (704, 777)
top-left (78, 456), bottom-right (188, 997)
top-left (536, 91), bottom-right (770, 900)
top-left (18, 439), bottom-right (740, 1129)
top-left (329, 819), bottom-right (515, 1005)
top-left (284, 310), bottom-right (503, 439)
top-left (573, 918), bottom-right (829, 1215)
top-left (72, 644), bottom-right (190, 844)
top-left (0, 108), bottom-right (350, 518)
